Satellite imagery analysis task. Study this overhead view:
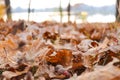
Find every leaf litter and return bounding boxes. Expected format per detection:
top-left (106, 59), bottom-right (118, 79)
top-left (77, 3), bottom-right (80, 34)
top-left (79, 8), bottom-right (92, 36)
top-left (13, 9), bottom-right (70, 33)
top-left (0, 20), bottom-right (120, 80)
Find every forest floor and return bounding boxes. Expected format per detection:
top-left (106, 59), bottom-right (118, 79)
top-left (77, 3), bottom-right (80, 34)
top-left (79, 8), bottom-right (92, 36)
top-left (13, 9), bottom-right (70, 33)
top-left (0, 20), bottom-right (120, 80)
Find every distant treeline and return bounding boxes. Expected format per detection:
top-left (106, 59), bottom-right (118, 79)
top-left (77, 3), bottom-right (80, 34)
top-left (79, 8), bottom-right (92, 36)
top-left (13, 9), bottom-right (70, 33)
top-left (12, 3), bottom-right (115, 16)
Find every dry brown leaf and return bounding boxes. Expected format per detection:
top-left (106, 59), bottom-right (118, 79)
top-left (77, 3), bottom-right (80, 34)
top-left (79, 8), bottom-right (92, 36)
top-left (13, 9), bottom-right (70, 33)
top-left (76, 59), bottom-right (120, 80)
top-left (46, 49), bottom-right (72, 66)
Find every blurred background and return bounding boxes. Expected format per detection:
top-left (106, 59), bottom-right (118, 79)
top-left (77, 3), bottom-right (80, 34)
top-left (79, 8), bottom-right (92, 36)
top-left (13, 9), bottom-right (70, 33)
top-left (0, 0), bottom-right (117, 23)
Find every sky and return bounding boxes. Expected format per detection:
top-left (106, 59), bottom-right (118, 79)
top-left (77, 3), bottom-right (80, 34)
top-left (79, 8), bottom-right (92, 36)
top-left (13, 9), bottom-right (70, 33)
top-left (10, 0), bottom-right (116, 9)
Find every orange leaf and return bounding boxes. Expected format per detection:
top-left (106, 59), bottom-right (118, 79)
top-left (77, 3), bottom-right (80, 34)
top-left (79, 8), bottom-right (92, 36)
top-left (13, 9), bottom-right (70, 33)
top-left (46, 49), bottom-right (72, 66)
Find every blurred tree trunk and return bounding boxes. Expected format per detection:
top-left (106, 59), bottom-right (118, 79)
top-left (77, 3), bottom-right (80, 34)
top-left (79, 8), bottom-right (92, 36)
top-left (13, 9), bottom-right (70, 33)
top-left (116, 0), bottom-right (120, 22)
top-left (67, 0), bottom-right (71, 22)
top-left (5, 0), bottom-right (12, 20)
top-left (59, 0), bottom-right (63, 23)
top-left (28, 0), bottom-right (31, 21)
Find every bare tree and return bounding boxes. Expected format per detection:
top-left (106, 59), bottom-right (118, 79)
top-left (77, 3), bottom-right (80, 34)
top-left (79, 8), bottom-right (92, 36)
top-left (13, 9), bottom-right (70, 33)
top-left (67, 0), bottom-right (71, 22)
top-left (59, 0), bottom-right (63, 23)
top-left (5, 0), bottom-right (12, 20)
top-left (116, 0), bottom-right (120, 22)
top-left (28, 0), bottom-right (31, 21)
